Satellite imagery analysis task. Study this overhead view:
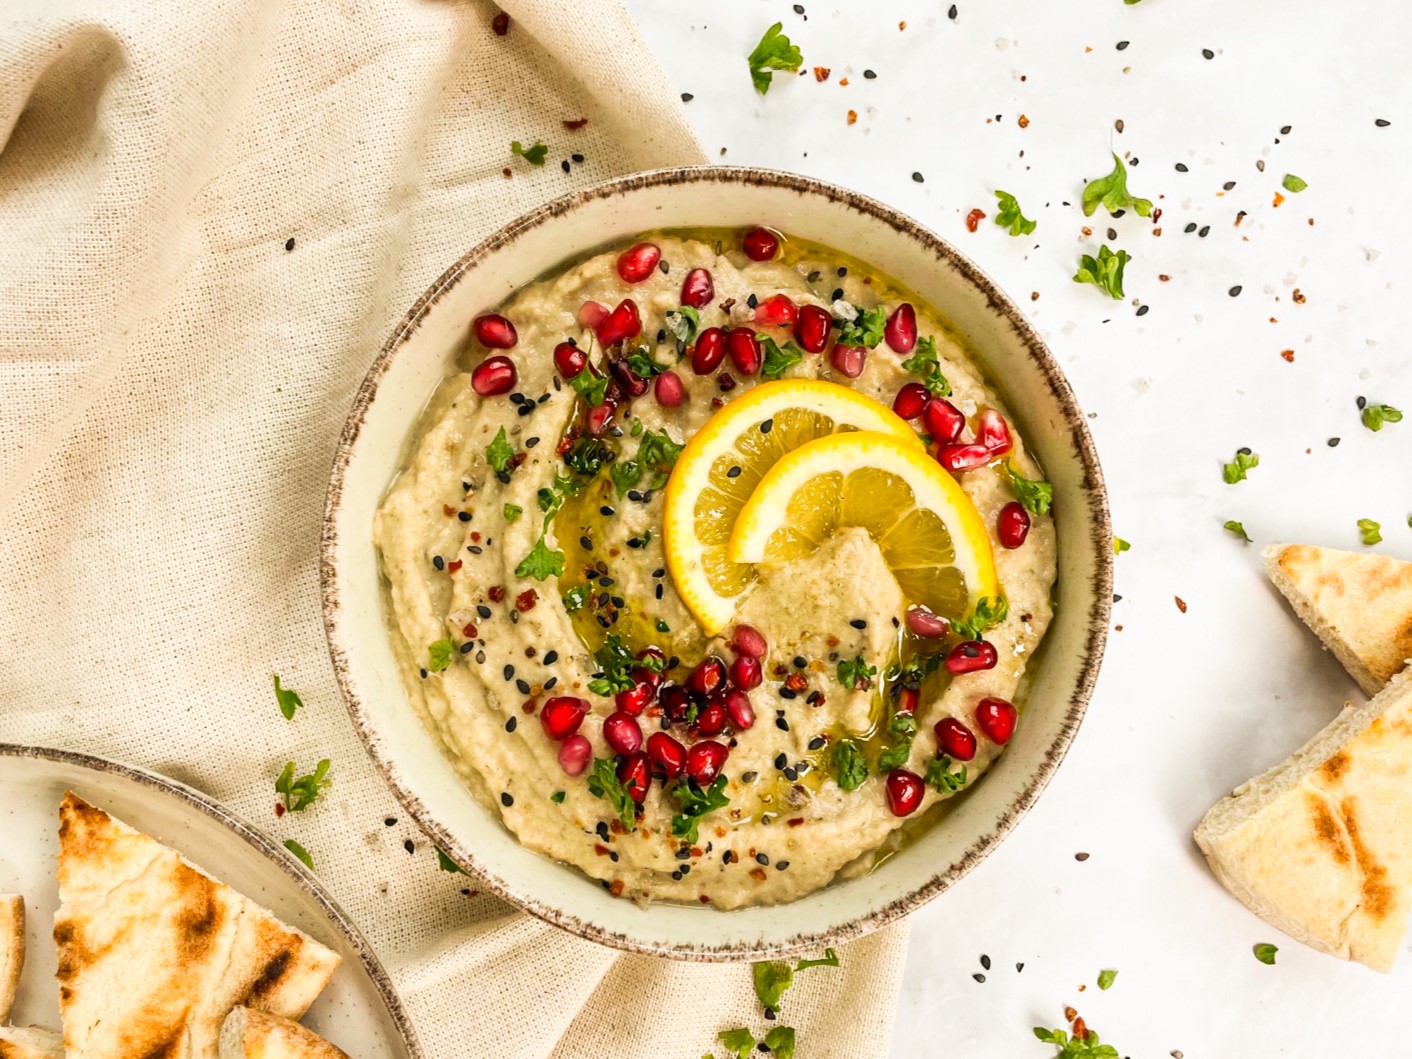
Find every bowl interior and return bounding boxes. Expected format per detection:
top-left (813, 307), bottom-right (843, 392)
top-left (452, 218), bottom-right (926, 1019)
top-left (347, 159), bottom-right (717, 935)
top-left (323, 167), bottom-right (1110, 959)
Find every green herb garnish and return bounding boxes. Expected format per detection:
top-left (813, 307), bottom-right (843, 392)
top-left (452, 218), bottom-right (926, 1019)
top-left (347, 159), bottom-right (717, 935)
top-left (515, 536), bottom-right (565, 580)
top-left (1362, 403), bottom-right (1403, 432)
top-left (568, 368), bottom-right (609, 406)
top-left (283, 839), bottom-right (314, 869)
top-left (1097, 968), bottom-right (1118, 990)
top-left (587, 634), bottom-right (665, 696)
top-left (1254, 942), bottom-right (1278, 964)
top-left (625, 348), bottom-right (666, 379)
top-left (550, 790), bottom-right (566, 804)
top-left (994, 190), bottom-right (1038, 235)
top-left (485, 426), bottom-right (516, 475)
top-left (763, 1027), bottom-right (796, 1059)
top-left (833, 739), bottom-right (869, 791)
top-left (950, 595), bottom-right (1008, 640)
top-left (670, 775), bottom-right (730, 844)
top-left (275, 758), bottom-right (331, 812)
top-left (836, 654), bottom-right (877, 690)
top-left (752, 950), bottom-right (840, 1013)
top-left (1082, 153), bottom-right (1152, 217)
top-left (273, 675), bottom-right (303, 721)
top-left (427, 638), bottom-right (455, 672)
top-left (1113, 536), bottom-right (1131, 554)
top-left (747, 22), bottom-right (803, 95)
top-left (833, 303), bottom-right (888, 348)
top-left (760, 336), bottom-right (805, 380)
top-left (717, 1028), bottom-right (754, 1059)
top-left (562, 584), bottom-right (590, 612)
top-left (876, 712), bottom-right (918, 773)
top-left (436, 847), bottom-right (465, 874)
top-left (510, 140), bottom-right (548, 166)
top-left (1073, 245), bottom-right (1130, 299)
top-left (665, 306), bottom-right (700, 344)
top-left (899, 335), bottom-right (952, 396)
top-left (1005, 459), bottom-right (1053, 516)
top-left (502, 503), bottom-right (523, 523)
top-left (1223, 520), bottom-right (1252, 543)
top-left (1222, 449), bottom-right (1260, 484)
top-left (1359, 518), bottom-right (1382, 545)
top-left (1033, 1025), bottom-right (1119, 1058)
top-left (1281, 173), bottom-right (1307, 193)
top-left (925, 755), bottom-right (967, 793)
top-left (586, 756), bottom-right (638, 830)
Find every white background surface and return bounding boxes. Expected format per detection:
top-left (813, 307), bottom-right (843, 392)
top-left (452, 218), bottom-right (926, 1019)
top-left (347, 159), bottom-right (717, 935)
top-left (623, 0), bottom-right (1411, 1054)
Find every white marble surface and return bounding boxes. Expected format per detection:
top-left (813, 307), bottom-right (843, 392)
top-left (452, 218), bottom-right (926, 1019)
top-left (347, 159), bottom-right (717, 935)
top-left (623, 0), bottom-right (1412, 1053)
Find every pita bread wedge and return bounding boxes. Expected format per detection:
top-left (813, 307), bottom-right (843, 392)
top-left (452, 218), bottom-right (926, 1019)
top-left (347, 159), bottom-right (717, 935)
top-left (53, 792), bottom-right (341, 1059)
top-left (0, 895), bottom-right (22, 1023)
top-left (0, 1027), bottom-right (63, 1059)
top-left (1265, 543), bottom-right (1412, 694)
top-left (219, 1007), bottom-right (350, 1059)
top-left (1196, 666), bottom-right (1412, 971)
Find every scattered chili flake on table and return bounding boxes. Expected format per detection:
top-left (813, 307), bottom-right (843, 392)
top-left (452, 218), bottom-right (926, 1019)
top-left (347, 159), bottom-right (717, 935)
top-left (846, 109), bottom-right (858, 125)
top-left (1175, 596), bottom-right (1187, 613)
top-left (813, 66), bottom-right (830, 81)
top-left (1281, 349), bottom-right (1295, 362)
top-left (838, 76), bottom-right (850, 86)
top-left (492, 11), bottom-right (509, 35)
top-left (965, 209), bottom-right (986, 232)
top-left (1292, 288), bottom-right (1306, 303)
top-left (562, 118), bottom-right (589, 130)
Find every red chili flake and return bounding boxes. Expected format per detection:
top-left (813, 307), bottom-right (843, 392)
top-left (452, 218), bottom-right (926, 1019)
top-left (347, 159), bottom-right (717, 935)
top-left (1152, 207), bottom-right (1162, 223)
top-left (470, 531), bottom-right (482, 542)
top-left (699, 894), bottom-right (711, 904)
top-left (1235, 210), bottom-right (1247, 227)
top-left (898, 20), bottom-right (907, 29)
top-left (719, 297), bottom-right (736, 313)
top-left (1017, 114), bottom-right (1030, 128)
top-left (488, 585), bottom-right (506, 603)
top-left (691, 846), bottom-right (703, 857)
top-left (274, 803), bottom-right (286, 818)
top-left (784, 672), bottom-right (808, 693)
top-left (1064, 1007), bottom-right (1078, 1022)
top-left (608, 879), bottom-right (625, 897)
top-left (1030, 291), bottom-right (1040, 301)
top-left (813, 67), bottom-right (831, 82)
top-left (1273, 190), bottom-right (1285, 207)
top-left (788, 817), bottom-right (805, 827)
top-left (750, 868), bottom-right (768, 882)
top-left (772, 663), bottom-right (788, 677)
top-left (502, 168), bottom-right (512, 179)
top-left (1175, 596), bottom-right (1188, 613)
top-left (462, 622), bottom-right (478, 638)
top-left (492, 11), bottom-right (509, 35)
top-left (594, 844), bottom-right (612, 857)
top-left (1280, 349), bottom-right (1295, 362)
top-left (516, 589), bottom-right (538, 612)
top-left (838, 76), bottom-right (849, 86)
top-left (523, 699), bottom-right (538, 714)
top-left (610, 819), bottom-right (626, 835)
top-left (825, 635), bottom-right (840, 648)
top-left (965, 209), bottom-right (986, 232)
top-left (1072, 1017), bottom-right (1089, 1041)
top-left (443, 504), bottom-right (456, 517)
top-left (446, 559), bottom-right (463, 574)
top-left (847, 109), bottom-right (858, 126)
top-left (563, 117), bottom-right (589, 130)
top-left (1292, 288), bottom-right (1306, 304)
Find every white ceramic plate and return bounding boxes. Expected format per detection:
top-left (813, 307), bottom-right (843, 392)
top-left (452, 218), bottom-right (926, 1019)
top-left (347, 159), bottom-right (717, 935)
top-left (0, 744), bottom-right (422, 1059)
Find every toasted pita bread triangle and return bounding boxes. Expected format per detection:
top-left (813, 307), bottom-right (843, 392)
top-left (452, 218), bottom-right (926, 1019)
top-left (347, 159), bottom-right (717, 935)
top-left (219, 1007), bottom-right (350, 1059)
top-left (0, 895), bottom-right (23, 1024)
top-left (1265, 543), bottom-right (1412, 694)
top-left (53, 793), bottom-right (341, 1059)
top-left (1196, 666), bottom-right (1412, 971)
top-left (0, 1027), bottom-right (63, 1059)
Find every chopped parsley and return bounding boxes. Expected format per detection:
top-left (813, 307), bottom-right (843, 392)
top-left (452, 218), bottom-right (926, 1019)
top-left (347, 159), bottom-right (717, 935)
top-left (1073, 245), bottom-right (1130, 300)
top-left (760, 336), bottom-right (805, 380)
top-left (586, 756), bottom-right (638, 830)
top-left (887, 650), bottom-right (945, 686)
top-left (950, 595), bottom-right (1008, 640)
top-left (610, 427), bottom-right (683, 496)
top-left (1222, 449), bottom-right (1260, 484)
top-left (1362, 402), bottom-right (1403, 432)
top-left (273, 675), bottom-right (303, 720)
top-left (1113, 536), bottom-right (1131, 554)
top-left (1097, 968), bottom-right (1118, 990)
top-left (836, 654), bottom-right (877, 690)
top-left (670, 775), bottom-right (730, 843)
top-left (610, 461), bottom-right (643, 496)
top-left (1005, 460), bottom-right (1053, 516)
top-left (624, 348), bottom-right (666, 378)
top-left (275, 758), bottom-right (331, 812)
top-left (568, 368), bottom-right (610, 406)
top-left (994, 190), bottom-right (1037, 236)
top-left (515, 535), bottom-right (565, 580)
top-left (485, 426), bottom-right (516, 475)
top-left (717, 1028), bottom-right (754, 1059)
top-left (747, 22), bottom-right (803, 95)
top-left (436, 847), bottom-right (465, 874)
top-left (925, 755), bottom-right (967, 793)
top-left (876, 712), bottom-right (918, 773)
top-left (899, 336), bottom-right (952, 396)
top-left (427, 638), bottom-right (455, 672)
top-left (1223, 520), bottom-right (1252, 543)
top-left (1254, 942), bottom-right (1278, 965)
top-left (502, 503), bottom-right (523, 523)
top-left (550, 790), bottom-right (566, 804)
top-left (1033, 1025), bottom-right (1119, 1058)
top-left (752, 949), bottom-right (840, 1013)
top-left (283, 839), bottom-right (314, 869)
top-left (563, 436), bottom-right (615, 477)
top-left (1281, 173), bottom-right (1307, 193)
top-left (588, 634), bottom-right (665, 696)
top-left (664, 305), bottom-right (700, 344)
top-left (510, 140), bottom-right (548, 166)
top-left (1359, 518), bottom-right (1382, 546)
top-left (763, 1027), bottom-right (796, 1059)
top-left (1081, 153), bottom-right (1153, 217)
top-left (833, 739), bottom-right (869, 791)
top-left (832, 303), bottom-right (888, 348)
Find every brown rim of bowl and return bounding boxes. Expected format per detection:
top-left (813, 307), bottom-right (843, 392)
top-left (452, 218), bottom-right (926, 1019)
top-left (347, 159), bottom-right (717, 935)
top-left (320, 165), bottom-right (1113, 961)
top-left (0, 742), bottom-right (425, 1058)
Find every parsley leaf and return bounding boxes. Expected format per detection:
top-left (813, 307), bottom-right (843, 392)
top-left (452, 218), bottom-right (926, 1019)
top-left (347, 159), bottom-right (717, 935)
top-left (610, 460), bottom-right (642, 496)
top-left (1082, 153), bottom-right (1152, 217)
top-left (427, 639), bottom-right (455, 672)
top-left (637, 426), bottom-right (685, 473)
top-left (760, 336), bottom-right (805, 380)
top-left (1359, 518), bottom-right (1382, 546)
top-left (275, 758), bottom-right (331, 812)
top-left (550, 790), bottom-right (566, 804)
top-left (752, 960), bottom-right (794, 1009)
top-left (665, 306), bottom-right (700, 344)
top-left (503, 503), bottom-right (523, 523)
top-left (670, 775), bottom-right (730, 844)
top-left (887, 650), bottom-right (946, 686)
top-left (1073, 245), bottom-right (1130, 299)
top-left (569, 368), bottom-right (609, 406)
top-left (624, 348), bottom-right (666, 378)
top-left (586, 756), bottom-right (638, 830)
top-left (1254, 942), bottom-right (1278, 965)
top-left (510, 140), bottom-right (548, 166)
top-left (899, 336), bottom-right (952, 396)
top-left (515, 536), bottom-right (565, 580)
top-left (833, 303), bottom-right (888, 348)
top-left (1006, 459), bottom-right (1053, 516)
top-left (436, 847), bottom-right (465, 874)
top-left (1281, 173), bottom-right (1307, 193)
top-left (1222, 449), bottom-right (1259, 484)
top-left (1097, 968), bottom-right (1118, 990)
top-left (747, 22), bottom-right (803, 95)
top-left (836, 654), bottom-right (877, 690)
top-left (925, 755), bottom-right (967, 793)
top-left (273, 675), bottom-right (303, 720)
top-left (485, 426), bottom-right (516, 475)
top-left (950, 595), bottom-right (1008, 640)
top-left (283, 839), bottom-right (314, 869)
top-left (833, 739), bottom-right (869, 791)
top-left (563, 436), bottom-right (615, 477)
top-left (717, 1029), bottom-right (754, 1059)
top-left (1113, 536), bottom-right (1131, 554)
top-left (795, 948), bottom-right (839, 971)
top-left (1362, 403), bottom-right (1403, 431)
top-left (1223, 520), bottom-right (1252, 543)
top-left (994, 190), bottom-right (1037, 236)
top-left (876, 712), bottom-right (917, 773)
top-left (1033, 1025), bottom-right (1120, 1058)
top-left (763, 1027), bottom-right (796, 1059)
top-left (587, 634), bottom-right (664, 696)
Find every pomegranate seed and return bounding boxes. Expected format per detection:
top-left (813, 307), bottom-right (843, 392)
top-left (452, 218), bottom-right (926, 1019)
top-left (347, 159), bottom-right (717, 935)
top-left (945, 640), bottom-right (998, 675)
top-left (754, 293), bottom-right (798, 327)
top-left (892, 382), bottom-right (931, 420)
top-left (579, 300), bottom-right (609, 328)
top-left (557, 735), bottom-right (592, 776)
top-left (975, 697), bottom-right (1018, 745)
top-left (616, 242), bottom-right (661, 284)
top-left (630, 668), bottom-right (663, 695)
top-left (685, 740), bottom-right (729, 784)
top-left (609, 357), bottom-right (649, 398)
top-left (471, 356), bottom-right (517, 396)
top-left (729, 654), bottom-right (762, 691)
top-left (585, 399), bottom-right (617, 435)
top-left (905, 606), bottom-right (949, 638)
top-left (692, 327), bottom-right (728, 375)
top-left (681, 267), bottom-right (715, 308)
top-left (936, 443), bottom-right (992, 473)
top-left (687, 656), bottom-right (727, 697)
top-left (615, 681), bottom-right (653, 716)
top-left (793, 304), bottom-right (832, 353)
top-left (540, 696), bottom-right (588, 740)
top-left (724, 689), bottom-right (755, 730)
top-left (976, 408), bottom-right (1013, 455)
top-left (616, 752), bottom-right (652, 804)
top-left (998, 502), bottom-right (1031, 549)
top-left (923, 398), bottom-right (966, 444)
top-left (695, 699), bottom-right (727, 737)
top-left (603, 711), bottom-right (644, 755)
top-left (884, 303), bottom-right (917, 354)
top-left (730, 624), bottom-right (767, 659)
top-left (935, 717), bottom-right (977, 761)
top-left (894, 686), bottom-right (919, 715)
top-left (659, 684), bottom-right (691, 725)
top-left (885, 769), bottom-right (925, 816)
top-left (553, 341), bottom-right (587, 379)
top-left (830, 344), bottom-right (866, 378)
top-left (647, 731), bottom-right (687, 780)
top-left (742, 226), bottom-right (779, 261)
top-left (595, 299), bottom-right (642, 346)
top-left (727, 327), bottom-right (762, 375)
top-left (473, 313), bottom-right (517, 349)
top-left (653, 370), bottom-right (685, 407)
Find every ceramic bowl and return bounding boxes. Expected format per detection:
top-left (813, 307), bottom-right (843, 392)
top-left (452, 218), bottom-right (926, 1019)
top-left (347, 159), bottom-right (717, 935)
top-left (322, 166), bottom-right (1111, 960)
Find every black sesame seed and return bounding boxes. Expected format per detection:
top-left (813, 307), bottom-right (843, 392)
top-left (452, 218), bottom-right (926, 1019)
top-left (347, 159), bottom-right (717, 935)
top-left (516, 679), bottom-right (531, 694)
top-left (403, 839), bottom-right (415, 854)
top-left (1280, 124), bottom-right (1292, 135)
top-left (503, 664), bottom-right (515, 680)
top-left (980, 954), bottom-right (991, 970)
top-left (572, 152), bottom-right (585, 162)
top-left (1175, 162), bottom-right (1189, 172)
top-left (526, 436), bottom-right (541, 447)
top-left (675, 847), bottom-right (692, 860)
top-left (727, 466), bottom-right (742, 478)
top-left (501, 792), bottom-right (514, 807)
top-left (597, 821), bottom-right (610, 839)
top-left (543, 649), bottom-right (558, 665)
top-left (681, 92), bottom-right (693, 103)
top-left (627, 538), bottom-right (644, 549)
top-left (505, 716), bottom-right (518, 733)
top-left (742, 771), bottom-right (757, 783)
top-left (627, 490), bottom-right (644, 502)
top-left (1202, 47), bottom-right (1214, 59)
top-left (432, 555), bottom-right (445, 571)
top-left (537, 393), bottom-right (549, 404)
top-left (911, 171), bottom-right (924, 183)
top-left (1016, 962), bottom-right (1025, 972)
top-left (457, 510), bottom-right (471, 522)
top-left (580, 535), bottom-right (593, 549)
top-left (1075, 851), bottom-right (1091, 861)
top-left (1107, 227), bottom-right (1117, 241)
top-left (760, 418), bottom-right (774, 433)
top-left (656, 328), bottom-right (667, 343)
top-left (1238, 446), bottom-right (1252, 456)
top-left (460, 641), bottom-right (474, 654)
top-left (475, 650), bottom-right (486, 664)
top-left (774, 752), bottom-right (788, 769)
top-left (776, 716), bottom-right (790, 731)
top-left (793, 655), bottom-right (808, 668)
top-left (1136, 305), bottom-right (1150, 317)
top-left (973, 973), bottom-right (986, 983)
top-left (671, 870), bottom-right (682, 880)
top-left (1198, 225), bottom-right (1211, 237)
top-left (1116, 40), bottom-right (1129, 51)
top-left (779, 687), bottom-right (797, 700)
top-left (659, 259), bottom-right (670, 275)
top-left (679, 863), bottom-right (690, 875)
top-left (655, 584), bottom-right (664, 599)
top-left (756, 852), bottom-right (770, 865)
top-left (544, 677), bottom-right (558, 689)
top-left (1356, 395), bottom-right (1367, 409)
top-left (1328, 437), bottom-right (1340, 447)
top-left (948, 3), bottom-right (957, 16)
top-left (776, 860), bottom-right (789, 870)
top-left (1376, 118), bottom-right (1391, 128)
top-left (560, 160), bottom-right (570, 174)
top-left (516, 403), bottom-right (533, 417)
top-left (1223, 180), bottom-right (1236, 191)
top-left (467, 544), bottom-right (483, 555)
top-left (1229, 285), bottom-right (1242, 297)
top-left (746, 293), bottom-right (759, 309)
top-left (1184, 222), bottom-right (1197, 233)
top-left (599, 576), bottom-right (615, 587)
top-left (509, 392), bottom-right (525, 405)
top-left (863, 69), bottom-right (876, 79)
top-left (808, 736), bottom-right (826, 750)
top-left (849, 618), bottom-right (866, 629)
top-left (384, 817), bottom-right (397, 826)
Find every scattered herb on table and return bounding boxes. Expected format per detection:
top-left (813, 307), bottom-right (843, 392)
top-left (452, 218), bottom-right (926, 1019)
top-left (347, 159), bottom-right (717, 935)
top-left (752, 949), bottom-right (841, 1011)
top-left (586, 757), bottom-right (638, 830)
top-left (1359, 518), bottom-right (1382, 546)
top-left (951, 595), bottom-right (1008, 640)
top-left (436, 847), bottom-right (465, 874)
top-left (283, 838), bottom-right (314, 869)
top-left (1254, 942), bottom-right (1278, 964)
top-left (1222, 449), bottom-right (1260, 484)
top-left (1097, 968), bottom-right (1118, 990)
top-left (747, 22), bottom-right (803, 95)
top-left (1223, 520), bottom-right (1252, 543)
top-left (899, 336), bottom-right (952, 396)
top-left (273, 675), bottom-right (303, 720)
top-left (1281, 173), bottom-right (1307, 193)
top-left (1033, 1024), bottom-right (1119, 1058)
top-left (510, 140), bottom-right (548, 166)
top-left (1006, 460), bottom-right (1053, 516)
top-left (515, 535), bottom-right (565, 580)
top-left (670, 775), bottom-right (730, 843)
top-left (833, 739), bottom-right (869, 790)
top-left (836, 654), bottom-right (877, 690)
top-left (275, 758), bottom-right (331, 812)
top-left (717, 1028), bottom-right (754, 1059)
top-left (1073, 245), bottom-right (1130, 299)
top-left (763, 1027), bottom-right (796, 1059)
top-left (994, 190), bottom-right (1038, 235)
top-left (485, 427), bottom-right (517, 474)
top-left (427, 638), bottom-right (455, 672)
top-left (1082, 153), bottom-right (1153, 217)
top-left (1113, 536), bottom-right (1131, 554)
top-left (1362, 402), bottom-right (1403, 431)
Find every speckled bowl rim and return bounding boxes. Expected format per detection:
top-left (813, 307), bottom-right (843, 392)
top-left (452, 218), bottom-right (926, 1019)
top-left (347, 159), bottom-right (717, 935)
top-left (0, 742), bottom-right (425, 1058)
top-left (321, 165), bottom-right (1113, 961)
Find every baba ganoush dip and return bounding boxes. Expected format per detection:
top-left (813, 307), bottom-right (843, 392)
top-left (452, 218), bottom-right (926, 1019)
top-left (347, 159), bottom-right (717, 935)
top-left (374, 228), bottom-right (1057, 909)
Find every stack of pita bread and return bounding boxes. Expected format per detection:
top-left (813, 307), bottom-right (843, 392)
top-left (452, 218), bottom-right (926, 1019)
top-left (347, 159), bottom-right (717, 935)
top-left (0, 793), bottom-right (354, 1058)
top-left (1196, 544), bottom-right (1412, 971)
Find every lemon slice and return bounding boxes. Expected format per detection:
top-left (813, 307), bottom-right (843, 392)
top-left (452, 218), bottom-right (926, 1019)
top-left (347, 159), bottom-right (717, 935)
top-left (728, 431), bottom-right (997, 621)
top-left (663, 380), bottom-right (922, 635)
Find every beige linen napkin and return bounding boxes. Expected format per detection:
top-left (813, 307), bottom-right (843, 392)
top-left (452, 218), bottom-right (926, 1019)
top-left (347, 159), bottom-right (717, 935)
top-left (0, 1), bottom-right (908, 1056)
